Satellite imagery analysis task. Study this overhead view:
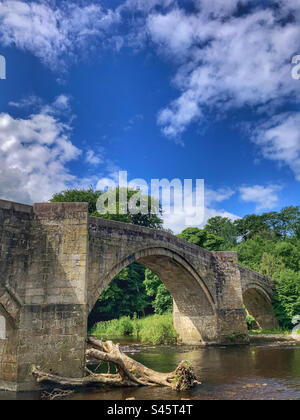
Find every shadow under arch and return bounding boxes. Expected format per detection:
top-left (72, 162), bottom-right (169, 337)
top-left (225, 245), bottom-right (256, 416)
top-left (88, 247), bottom-right (218, 345)
top-left (243, 283), bottom-right (278, 330)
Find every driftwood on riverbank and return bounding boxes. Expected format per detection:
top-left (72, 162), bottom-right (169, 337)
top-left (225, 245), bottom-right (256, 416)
top-left (32, 337), bottom-right (200, 391)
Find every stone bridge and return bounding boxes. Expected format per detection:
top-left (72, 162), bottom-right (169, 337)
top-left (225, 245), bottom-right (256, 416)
top-left (0, 200), bottom-right (277, 391)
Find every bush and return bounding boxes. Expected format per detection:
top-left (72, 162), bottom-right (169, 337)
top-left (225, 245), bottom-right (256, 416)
top-left (246, 313), bottom-right (256, 330)
top-left (91, 313), bottom-right (177, 345)
top-left (139, 320), bottom-right (177, 345)
top-left (118, 316), bottom-right (134, 336)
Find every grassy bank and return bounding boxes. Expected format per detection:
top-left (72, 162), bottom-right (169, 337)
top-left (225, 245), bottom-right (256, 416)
top-left (248, 329), bottom-right (292, 335)
top-left (90, 313), bottom-right (178, 345)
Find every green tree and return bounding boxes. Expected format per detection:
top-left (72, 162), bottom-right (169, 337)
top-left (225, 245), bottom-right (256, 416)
top-left (52, 187), bottom-right (164, 325)
top-left (267, 206), bottom-right (300, 239)
top-left (143, 269), bottom-right (173, 314)
top-left (51, 187), bottom-right (100, 214)
top-left (51, 187), bottom-right (163, 229)
top-left (177, 227), bottom-right (224, 251)
top-left (273, 241), bottom-right (300, 272)
top-left (259, 252), bottom-right (285, 278)
top-left (178, 208), bottom-right (300, 330)
top-left (234, 214), bottom-right (271, 241)
top-left (273, 270), bottom-right (300, 328)
top-left (236, 235), bottom-right (275, 272)
top-left (204, 216), bottom-right (238, 249)
top-left (89, 263), bottom-right (152, 326)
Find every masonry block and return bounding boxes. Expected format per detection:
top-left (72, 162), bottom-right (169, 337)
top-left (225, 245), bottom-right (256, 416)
top-left (0, 200), bottom-right (276, 390)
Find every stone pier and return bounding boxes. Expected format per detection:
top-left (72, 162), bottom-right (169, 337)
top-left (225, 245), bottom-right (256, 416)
top-left (0, 200), bottom-right (277, 391)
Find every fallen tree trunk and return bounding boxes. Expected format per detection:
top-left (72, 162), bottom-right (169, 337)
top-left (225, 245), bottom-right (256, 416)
top-left (32, 337), bottom-right (200, 391)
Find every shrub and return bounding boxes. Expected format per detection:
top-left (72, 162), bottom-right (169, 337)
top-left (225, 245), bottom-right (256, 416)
top-left (138, 314), bottom-right (177, 345)
top-left (91, 313), bottom-right (177, 345)
top-left (118, 316), bottom-right (134, 336)
top-left (246, 313), bottom-right (256, 330)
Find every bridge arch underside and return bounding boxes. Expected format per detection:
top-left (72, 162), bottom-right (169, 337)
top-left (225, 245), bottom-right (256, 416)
top-left (89, 248), bottom-right (218, 346)
top-left (243, 285), bottom-right (278, 330)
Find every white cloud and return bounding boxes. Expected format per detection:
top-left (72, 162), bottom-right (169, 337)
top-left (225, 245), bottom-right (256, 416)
top-left (239, 184), bottom-right (282, 212)
top-left (120, 0), bottom-right (175, 13)
top-left (205, 187), bottom-right (235, 206)
top-left (9, 93), bottom-right (72, 116)
top-left (0, 0), bottom-right (120, 70)
top-left (194, 0), bottom-right (249, 17)
top-left (85, 149), bottom-right (103, 166)
top-left (163, 204), bottom-right (239, 234)
top-left (251, 112), bottom-right (300, 181)
top-left (0, 110), bottom-right (81, 203)
top-left (146, 2), bottom-right (300, 138)
top-left (163, 185), bottom-right (237, 233)
top-left (52, 94), bottom-right (71, 112)
top-left (8, 95), bottom-right (43, 109)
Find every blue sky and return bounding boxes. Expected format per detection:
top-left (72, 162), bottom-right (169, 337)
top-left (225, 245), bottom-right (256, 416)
top-left (0, 0), bottom-right (300, 232)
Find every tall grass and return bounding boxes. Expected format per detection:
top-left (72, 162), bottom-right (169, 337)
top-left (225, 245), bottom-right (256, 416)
top-left (90, 313), bottom-right (177, 345)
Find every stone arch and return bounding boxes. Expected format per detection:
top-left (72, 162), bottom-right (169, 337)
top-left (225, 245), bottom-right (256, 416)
top-left (243, 284), bottom-right (278, 330)
top-left (88, 247), bottom-right (218, 345)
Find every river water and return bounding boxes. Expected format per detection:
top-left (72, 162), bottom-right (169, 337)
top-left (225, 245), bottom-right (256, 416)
top-left (1, 342), bottom-right (300, 400)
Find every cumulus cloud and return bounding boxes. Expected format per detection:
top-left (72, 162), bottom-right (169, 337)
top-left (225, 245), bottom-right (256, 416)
top-left (120, 0), bottom-right (175, 13)
top-left (0, 0), bottom-right (120, 70)
top-left (146, 1), bottom-right (300, 138)
top-left (251, 112), bottom-right (300, 181)
top-left (239, 184), bottom-right (282, 212)
top-left (163, 185), bottom-right (238, 234)
top-left (163, 206), bottom-right (239, 234)
top-left (0, 110), bottom-right (81, 203)
top-left (85, 149), bottom-right (103, 166)
top-left (205, 187), bottom-right (235, 206)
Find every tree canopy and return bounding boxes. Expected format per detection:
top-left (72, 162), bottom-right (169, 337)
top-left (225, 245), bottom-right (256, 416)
top-left (51, 188), bottom-right (167, 325)
top-left (51, 187), bottom-right (300, 329)
top-left (177, 207), bottom-right (300, 329)
top-left (51, 187), bottom-right (164, 229)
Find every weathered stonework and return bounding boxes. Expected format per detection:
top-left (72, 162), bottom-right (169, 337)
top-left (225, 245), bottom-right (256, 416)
top-left (0, 200), bottom-right (277, 391)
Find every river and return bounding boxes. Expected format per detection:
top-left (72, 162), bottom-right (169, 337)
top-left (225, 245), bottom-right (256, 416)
top-left (1, 341), bottom-right (300, 400)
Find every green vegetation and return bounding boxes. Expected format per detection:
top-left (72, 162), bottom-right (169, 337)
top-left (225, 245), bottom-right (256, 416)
top-left (51, 186), bottom-right (163, 229)
top-left (89, 263), bottom-right (152, 325)
top-left (178, 208), bottom-right (300, 329)
top-left (143, 269), bottom-right (173, 315)
top-left (226, 332), bottom-right (249, 343)
top-left (245, 309), bottom-right (256, 330)
top-left (248, 329), bottom-right (291, 335)
top-left (51, 187), bottom-right (300, 333)
top-left (51, 188), bottom-right (169, 328)
top-left (90, 313), bottom-right (177, 345)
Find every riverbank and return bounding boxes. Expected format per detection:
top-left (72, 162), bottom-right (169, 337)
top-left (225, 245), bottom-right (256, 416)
top-left (91, 315), bottom-right (300, 347)
top-left (90, 313), bottom-right (177, 345)
top-left (249, 334), bottom-right (299, 345)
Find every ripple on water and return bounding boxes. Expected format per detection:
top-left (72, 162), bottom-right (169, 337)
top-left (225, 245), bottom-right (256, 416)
top-left (1, 344), bottom-right (300, 400)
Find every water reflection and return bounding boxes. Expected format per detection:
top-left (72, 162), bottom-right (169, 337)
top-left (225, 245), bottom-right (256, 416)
top-left (1, 344), bottom-right (300, 400)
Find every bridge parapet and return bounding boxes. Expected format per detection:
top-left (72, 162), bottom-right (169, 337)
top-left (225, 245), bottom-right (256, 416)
top-left (0, 200), bottom-right (277, 391)
top-left (239, 265), bottom-right (274, 297)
